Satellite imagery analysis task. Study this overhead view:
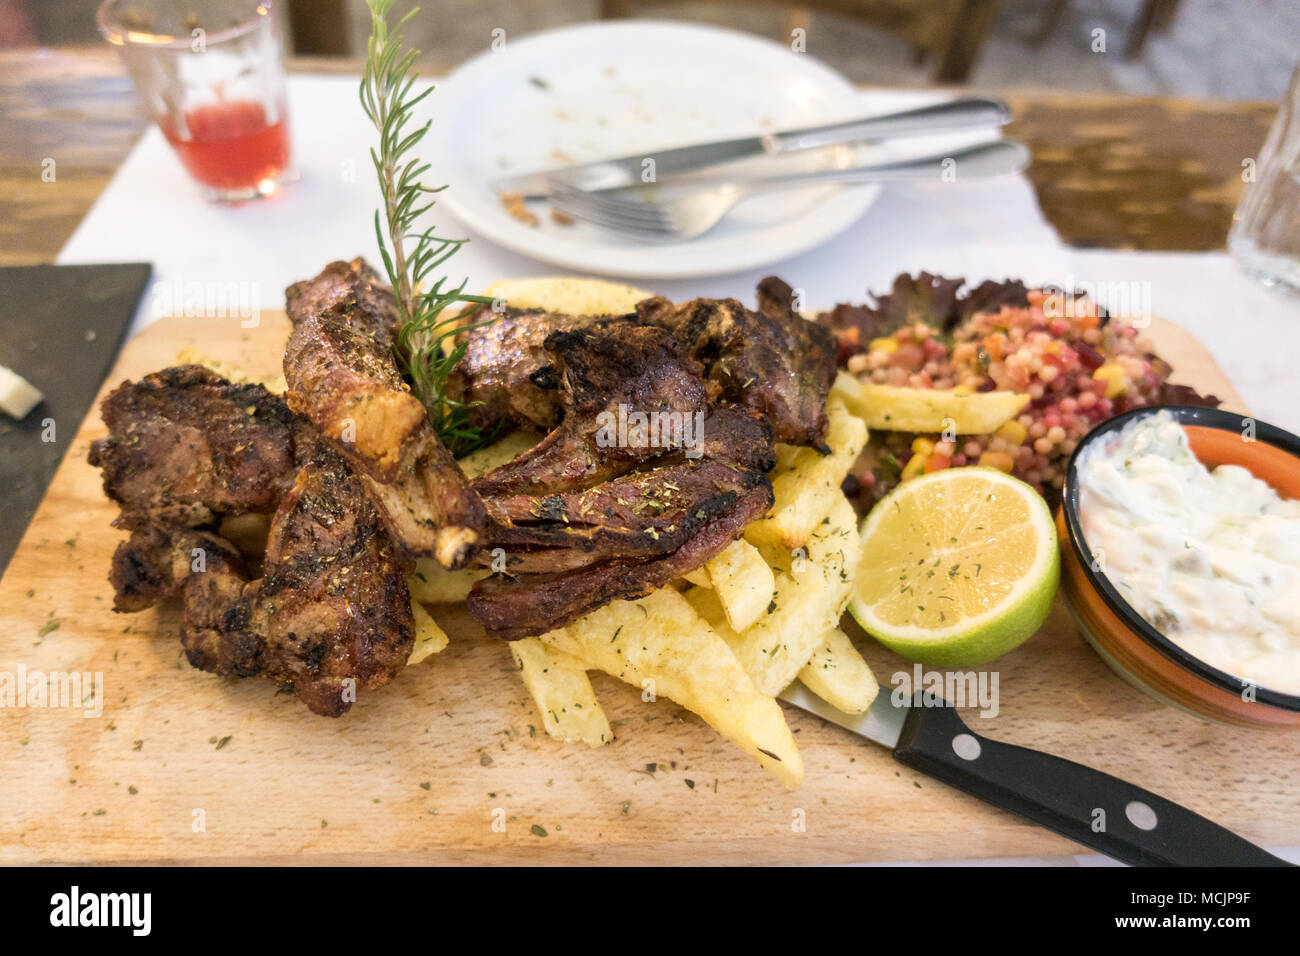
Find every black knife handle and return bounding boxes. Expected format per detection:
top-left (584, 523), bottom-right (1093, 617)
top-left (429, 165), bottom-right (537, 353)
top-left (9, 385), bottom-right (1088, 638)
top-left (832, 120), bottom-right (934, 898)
top-left (892, 693), bottom-right (1291, 866)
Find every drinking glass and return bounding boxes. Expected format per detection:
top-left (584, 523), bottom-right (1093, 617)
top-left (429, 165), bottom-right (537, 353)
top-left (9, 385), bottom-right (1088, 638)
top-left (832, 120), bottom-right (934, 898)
top-left (97, 0), bottom-right (294, 201)
top-left (1229, 66), bottom-right (1300, 295)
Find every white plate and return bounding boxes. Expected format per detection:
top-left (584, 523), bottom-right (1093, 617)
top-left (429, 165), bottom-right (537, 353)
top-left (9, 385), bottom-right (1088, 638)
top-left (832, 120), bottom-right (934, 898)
top-left (427, 21), bottom-right (881, 280)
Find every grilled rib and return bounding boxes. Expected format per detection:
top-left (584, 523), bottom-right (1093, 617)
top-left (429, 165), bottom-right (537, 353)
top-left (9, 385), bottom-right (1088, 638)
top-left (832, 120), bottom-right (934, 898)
top-left (90, 366), bottom-right (415, 716)
top-left (464, 328), bottom-right (777, 637)
top-left (444, 280), bottom-right (837, 453)
top-left (283, 258), bottom-right (485, 568)
top-left (234, 448), bottom-right (415, 716)
top-left (483, 457), bottom-right (769, 574)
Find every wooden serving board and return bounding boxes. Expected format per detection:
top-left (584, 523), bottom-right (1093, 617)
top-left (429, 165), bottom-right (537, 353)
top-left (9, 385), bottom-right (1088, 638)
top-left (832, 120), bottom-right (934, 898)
top-left (2, 311), bottom-right (1297, 865)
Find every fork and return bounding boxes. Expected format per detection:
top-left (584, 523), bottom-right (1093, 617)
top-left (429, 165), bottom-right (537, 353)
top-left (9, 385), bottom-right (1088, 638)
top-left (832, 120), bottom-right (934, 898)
top-left (548, 140), bottom-right (1031, 241)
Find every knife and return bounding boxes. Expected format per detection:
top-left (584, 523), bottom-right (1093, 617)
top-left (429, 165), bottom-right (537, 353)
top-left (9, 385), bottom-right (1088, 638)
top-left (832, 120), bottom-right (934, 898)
top-left (779, 682), bottom-right (1292, 866)
top-left (495, 96), bottom-right (1011, 199)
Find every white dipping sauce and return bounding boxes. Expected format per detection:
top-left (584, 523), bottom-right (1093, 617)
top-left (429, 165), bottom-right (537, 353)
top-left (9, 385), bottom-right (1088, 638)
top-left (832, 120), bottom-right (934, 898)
top-left (1078, 411), bottom-right (1300, 695)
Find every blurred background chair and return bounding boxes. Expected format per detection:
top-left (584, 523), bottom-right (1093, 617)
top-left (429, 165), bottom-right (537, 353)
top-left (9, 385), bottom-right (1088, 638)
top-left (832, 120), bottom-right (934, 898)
top-left (1035, 0), bottom-right (1183, 58)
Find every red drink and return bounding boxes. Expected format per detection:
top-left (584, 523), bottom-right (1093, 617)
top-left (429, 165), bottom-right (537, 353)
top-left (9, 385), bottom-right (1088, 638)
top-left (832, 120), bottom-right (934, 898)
top-left (160, 100), bottom-right (291, 194)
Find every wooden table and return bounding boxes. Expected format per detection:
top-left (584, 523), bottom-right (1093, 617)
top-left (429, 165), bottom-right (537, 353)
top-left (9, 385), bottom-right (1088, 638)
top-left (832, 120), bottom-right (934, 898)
top-left (0, 46), bottom-right (1278, 263)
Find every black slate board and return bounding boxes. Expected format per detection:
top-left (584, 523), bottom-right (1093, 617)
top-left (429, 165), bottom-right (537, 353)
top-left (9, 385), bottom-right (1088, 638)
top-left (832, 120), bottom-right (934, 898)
top-left (0, 263), bottom-right (152, 578)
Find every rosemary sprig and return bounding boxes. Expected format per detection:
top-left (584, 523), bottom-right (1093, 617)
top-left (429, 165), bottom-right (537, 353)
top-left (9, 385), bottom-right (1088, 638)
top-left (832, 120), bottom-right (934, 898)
top-left (360, 0), bottom-right (494, 455)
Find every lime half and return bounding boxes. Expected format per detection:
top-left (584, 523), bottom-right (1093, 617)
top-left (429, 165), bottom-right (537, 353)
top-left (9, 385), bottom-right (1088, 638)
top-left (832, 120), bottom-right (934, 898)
top-left (849, 467), bottom-right (1059, 667)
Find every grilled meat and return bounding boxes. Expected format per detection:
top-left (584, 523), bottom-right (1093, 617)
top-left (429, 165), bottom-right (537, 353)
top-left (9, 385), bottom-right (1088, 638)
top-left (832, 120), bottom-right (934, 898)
top-left (283, 259), bottom-right (485, 568)
top-left (91, 365), bottom-right (414, 716)
top-left (469, 396), bottom-right (775, 635)
top-left (104, 452), bottom-right (414, 716)
top-left (235, 448), bottom-right (415, 716)
top-left (89, 365), bottom-right (308, 528)
top-left (468, 476), bottom-right (773, 641)
top-left (472, 323), bottom-right (709, 497)
top-left (462, 318), bottom-right (779, 637)
top-left (90, 266), bottom-right (837, 699)
top-left (176, 531), bottom-right (264, 679)
top-left (635, 283), bottom-right (837, 450)
top-left (284, 258), bottom-right (416, 479)
top-left (444, 279), bottom-right (836, 453)
top-left (484, 457), bottom-right (769, 574)
top-left (107, 522), bottom-right (246, 613)
top-left (446, 305), bottom-right (602, 431)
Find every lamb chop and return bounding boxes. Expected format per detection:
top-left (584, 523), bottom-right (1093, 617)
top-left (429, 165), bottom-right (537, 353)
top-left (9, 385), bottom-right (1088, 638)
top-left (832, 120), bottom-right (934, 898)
top-left (635, 279), bottom-right (838, 451)
top-left (471, 323), bottom-right (710, 497)
top-left (444, 279), bottom-right (838, 453)
top-left (484, 441), bottom-right (771, 574)
top-left (468, 475), bottom-right (773, 641)
top-left (227, 447), bottom-right (415, 716)
top-left (284, 258), bottom-right (485, 568)
top-left (89, 364), bottom-right (309, 529)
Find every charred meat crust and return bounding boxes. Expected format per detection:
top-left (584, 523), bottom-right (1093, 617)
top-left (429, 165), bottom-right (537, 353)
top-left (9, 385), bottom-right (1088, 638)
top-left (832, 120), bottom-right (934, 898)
top-left (448, 280), bottom-right (837, 454)
top-left (102, 452), bottom-right (415, 717)
top-left (284, 258), bottom-right (423, 481)
top-left (242, 448), bottom-right (415, 716)
top-left (463, 318), bottom-right (780, 637)
top-left (446, 304), bottom-right (607, 431)
top-left (483, 459), bottom-right (769, 573)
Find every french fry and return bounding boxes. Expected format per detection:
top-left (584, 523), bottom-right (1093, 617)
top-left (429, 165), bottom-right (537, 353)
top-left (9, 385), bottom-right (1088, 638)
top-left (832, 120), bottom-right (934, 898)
top-left (456, 429), bottom-right (541, 478)
top-left (511, 637), bottom-right (612, 747)
top-left (407, 599), bottom-right (450, 665)
top-left (745, 399), bottom-right (868, 550)
top-left (733, 495), bottom-right (860, 696)
top-left (827, 370), bottom-right (864, 413)
top-left (849, 382), bottom-right (1030, 435)
top-left (682, 586), bottom-right (735, 641)
top-left (174, 346), bottom-right (288, 394)
top-left (481, 277), bottom-right (653, 316)
top-left (704, 539), bottom-right (775, 632)
top-left (679, 568), bottom-right (712, 589)
top-left (538, 587), bottom-right (803, 787)
top-left (408, 561), bottom-right (489, 604)
top-left (797, 627), bottom-right (879, 714)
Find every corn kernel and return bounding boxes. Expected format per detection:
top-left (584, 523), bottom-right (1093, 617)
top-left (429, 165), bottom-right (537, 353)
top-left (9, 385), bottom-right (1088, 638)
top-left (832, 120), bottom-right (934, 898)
top-left (1093, 363), bottom-right (1129, 398)
top-left (869, 337), bottom-right (899, 354)
top-left (901, 453), bottom-right (928, 481)
top-left (952, 384), bottom-right (974, 395)
top-left (911, 437), bottom-right (935, 457)
top-left (996, 420), bottom-right (1028, 446)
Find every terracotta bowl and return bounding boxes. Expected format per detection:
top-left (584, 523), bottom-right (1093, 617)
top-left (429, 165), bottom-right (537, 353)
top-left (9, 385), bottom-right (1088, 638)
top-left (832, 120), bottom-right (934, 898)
top-left (1056, 405), bottom-right (1300, 728)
